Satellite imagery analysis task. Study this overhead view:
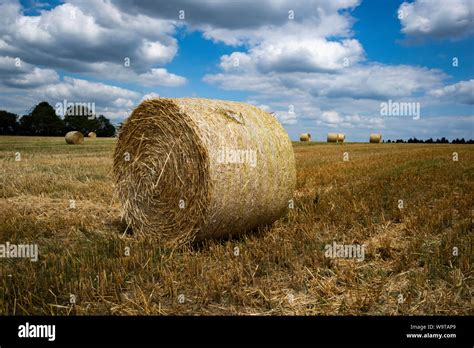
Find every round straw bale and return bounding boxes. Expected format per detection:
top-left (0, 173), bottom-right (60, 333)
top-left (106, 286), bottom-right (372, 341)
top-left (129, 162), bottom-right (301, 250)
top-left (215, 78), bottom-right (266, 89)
top-left (88, 132), bottom-right (97, 138)
top-left (65, 131), bottom-right (84, 145)
top-left (337, 133), bottom-right (345, 143)
top-left (370, 133), bottom-right (382, 143)
top-left (300, 133), bottom-right (311, 142)
top-left (327, 133), bottom-right (338, 142)
top-left (113, 98), bottom-right (296, 244)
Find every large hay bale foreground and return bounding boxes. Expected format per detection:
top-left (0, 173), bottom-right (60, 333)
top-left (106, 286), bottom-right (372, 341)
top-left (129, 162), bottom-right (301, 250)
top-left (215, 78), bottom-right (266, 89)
top-left (300, 133), bottom-right (311, 142)
top-left (327, 133), bottom-right (338, 142)
top-left (337, 133), bottom-right (345, 143)
top-left (370, 133), bottom-right (382, 143)
top-left (65, 131), bottom-right (84, 144)
top-left (113, 98), bottom-right (296, 244)
top-left (88, 132), bottom-right (97, 138)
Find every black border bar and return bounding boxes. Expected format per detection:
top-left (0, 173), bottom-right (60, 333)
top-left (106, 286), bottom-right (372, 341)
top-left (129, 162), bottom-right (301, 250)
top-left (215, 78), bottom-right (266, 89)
top-left (0, 315), bottom-right (471, 346)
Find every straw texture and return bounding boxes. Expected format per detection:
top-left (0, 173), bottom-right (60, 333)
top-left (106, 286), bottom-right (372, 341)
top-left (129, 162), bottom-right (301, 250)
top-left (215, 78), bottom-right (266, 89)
top-left (299, 133), bottom-right (311, 142)
top-left (113, 98), bottom-right (296, 244)
top-left (65, 131), bottom-right (84, 144)
top-left (370, 133), bottom-right (382, 143)
top-left (327, 133), bottom-right (338, 143)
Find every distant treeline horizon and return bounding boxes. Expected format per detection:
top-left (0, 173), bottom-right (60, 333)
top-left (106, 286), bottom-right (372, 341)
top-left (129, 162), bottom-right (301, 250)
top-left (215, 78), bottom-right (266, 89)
top-left (0, 101), bottom-right (116, 137)
top-left (295, 138), bottom-right (474, 144)
top-left (0, 102), bottom-right (472, 143)
top-left (382, 138), bottom-right (473, 144)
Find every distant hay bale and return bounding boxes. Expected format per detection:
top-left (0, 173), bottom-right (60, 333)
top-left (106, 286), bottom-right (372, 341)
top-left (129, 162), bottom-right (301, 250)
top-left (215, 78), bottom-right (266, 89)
top-left (337, 133), bottom-right (345, 143)
top-left (113, 98), bottom-right (296, 244)
top-left (370, 133), bottom-right (382, 143)
top-left (88, 132), bottom-right (97, 138)
top-left (65, 131), bottom-right (84, 145)
top-left (327, 133), bottom-right (338, 142)
top-left (300, 133), bottom-right (311, 142)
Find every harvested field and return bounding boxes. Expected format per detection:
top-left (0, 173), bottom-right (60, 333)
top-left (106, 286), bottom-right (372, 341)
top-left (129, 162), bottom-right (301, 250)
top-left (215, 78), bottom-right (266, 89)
top-left (0, 136), bottom-right (472, 315)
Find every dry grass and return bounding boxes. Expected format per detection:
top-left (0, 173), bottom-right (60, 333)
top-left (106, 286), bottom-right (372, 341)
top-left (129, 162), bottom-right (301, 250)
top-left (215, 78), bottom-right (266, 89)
top-left (0, 136), bottom-right (472, 315)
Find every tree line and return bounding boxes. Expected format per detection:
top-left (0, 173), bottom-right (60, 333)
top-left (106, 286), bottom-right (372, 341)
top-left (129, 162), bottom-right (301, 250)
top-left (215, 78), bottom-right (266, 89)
top-left (385, 137), bottom-right (473, 144)
top-left (0, 101), bottom-right (116, 137)
top-left (1, 102), bottom-right (472, 143)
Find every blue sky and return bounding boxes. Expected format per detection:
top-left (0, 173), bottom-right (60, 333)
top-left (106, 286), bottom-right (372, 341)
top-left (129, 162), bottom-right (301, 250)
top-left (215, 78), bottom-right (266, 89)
top-left (1, 0), bottom-right (473, 141)
top-left (149, 30), bottom-right (250, 101)
top-left (354, 0), bottom-right (473, 76)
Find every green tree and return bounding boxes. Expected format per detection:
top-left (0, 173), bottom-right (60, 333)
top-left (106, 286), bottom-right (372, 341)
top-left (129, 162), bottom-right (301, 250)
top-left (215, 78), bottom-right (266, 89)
top-left (19, 102), bottom-right (64, 135)
top-left (95, 115), bottom-right (116, 137)
top-left (63, 105), bottom-right (98, 135)
top-left (0, 110), bottom-right (19, 135)
top-left (63, 106), bottom-right (115, 137)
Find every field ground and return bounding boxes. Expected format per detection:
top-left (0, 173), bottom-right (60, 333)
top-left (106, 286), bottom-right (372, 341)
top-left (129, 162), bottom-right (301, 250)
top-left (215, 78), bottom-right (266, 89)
top-left (0, 136), bottom-right (472, 315)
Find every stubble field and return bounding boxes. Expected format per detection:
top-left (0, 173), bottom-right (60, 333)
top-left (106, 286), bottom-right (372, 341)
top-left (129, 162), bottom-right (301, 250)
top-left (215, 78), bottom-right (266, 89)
top-left (0, 136), bottom-right (472, 315)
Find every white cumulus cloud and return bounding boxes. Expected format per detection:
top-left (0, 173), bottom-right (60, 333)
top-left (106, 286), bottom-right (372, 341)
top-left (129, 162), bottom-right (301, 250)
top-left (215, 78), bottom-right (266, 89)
top-left (430, 79), bottom-right (474, 104)
top-left (399, 0), bottom-right (474, 40)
